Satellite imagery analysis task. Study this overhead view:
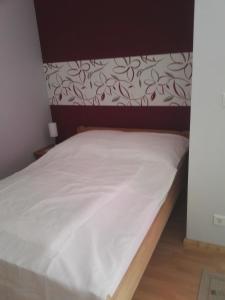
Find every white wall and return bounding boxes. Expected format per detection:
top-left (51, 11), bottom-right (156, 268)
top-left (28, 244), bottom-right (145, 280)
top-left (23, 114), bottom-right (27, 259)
top-left (0, 0), bottom-right (51, 179)
top-left (187, 0), bottom-right (225, 246)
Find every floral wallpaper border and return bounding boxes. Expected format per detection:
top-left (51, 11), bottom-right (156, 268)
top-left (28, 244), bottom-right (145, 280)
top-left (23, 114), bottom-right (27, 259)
top-left (44, 52), bottom-right (192, 106)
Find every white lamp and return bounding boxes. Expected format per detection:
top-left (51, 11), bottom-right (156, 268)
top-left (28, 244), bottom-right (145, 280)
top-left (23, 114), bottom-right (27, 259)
top-left (48, 122), bottom-right (58, 138)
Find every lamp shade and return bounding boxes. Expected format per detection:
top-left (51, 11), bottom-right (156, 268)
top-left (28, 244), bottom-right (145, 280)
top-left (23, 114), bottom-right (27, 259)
top-left (48, 122), bottom-right (58, 138)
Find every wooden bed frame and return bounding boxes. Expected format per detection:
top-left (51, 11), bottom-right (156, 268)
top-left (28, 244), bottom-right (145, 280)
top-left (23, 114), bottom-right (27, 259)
top-left (107, 153), bottom-right (188, 300)
top-left (50, 106), bottom-right (189, 300)
top-left (76, 126), bottom-right (188, 300)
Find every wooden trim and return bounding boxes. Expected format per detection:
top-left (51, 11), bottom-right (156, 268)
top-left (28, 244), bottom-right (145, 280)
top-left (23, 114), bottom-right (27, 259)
top-left (77, 125), bottom-right (189, 137)
top-left (183, 238), bottom-right (225, 254)
top-left (33, 144), bottom-right (54, 159)
top-left (106, 154), bottom-right (188, 300)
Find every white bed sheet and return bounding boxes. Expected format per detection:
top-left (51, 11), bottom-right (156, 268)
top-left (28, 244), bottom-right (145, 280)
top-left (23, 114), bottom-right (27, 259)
top-left (0, 131), bottom-right (188, 300)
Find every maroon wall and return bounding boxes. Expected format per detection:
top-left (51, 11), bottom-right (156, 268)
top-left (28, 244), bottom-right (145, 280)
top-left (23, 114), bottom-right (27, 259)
top-left (34, 0), bottom-right (194, 63)
top-left (51, 105), bottom-right (190, 142)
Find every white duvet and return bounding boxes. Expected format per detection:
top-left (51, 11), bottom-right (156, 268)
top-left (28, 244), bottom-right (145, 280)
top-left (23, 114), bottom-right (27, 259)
top-left (0, 130), bottom-right (188, 300)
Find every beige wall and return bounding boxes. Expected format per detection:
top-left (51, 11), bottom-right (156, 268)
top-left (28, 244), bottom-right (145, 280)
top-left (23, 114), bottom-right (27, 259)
top-left (0, 0), bottom-right (51, 179)
top-left (187, 0), bottom-right (225, 246)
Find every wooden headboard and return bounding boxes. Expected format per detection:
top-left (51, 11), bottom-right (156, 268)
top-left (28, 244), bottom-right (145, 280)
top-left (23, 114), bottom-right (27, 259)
top-left (50, 105), bottom-right (190, 143)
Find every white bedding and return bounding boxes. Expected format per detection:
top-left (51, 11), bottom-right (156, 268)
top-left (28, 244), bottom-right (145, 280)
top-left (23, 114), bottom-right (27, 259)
top-left (0, 130), bottom-right (188, 300)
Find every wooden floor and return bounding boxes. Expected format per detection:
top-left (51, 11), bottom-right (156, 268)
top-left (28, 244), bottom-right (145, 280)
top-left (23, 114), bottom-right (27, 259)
top-left (132, 193), bottom-right (225, 300)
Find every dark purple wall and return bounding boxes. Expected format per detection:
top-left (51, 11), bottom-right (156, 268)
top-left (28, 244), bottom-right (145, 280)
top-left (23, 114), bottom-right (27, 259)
top-left (34, 0), bottom-right (194, 63)
top-left (51, 105), bottom-right (190, 142)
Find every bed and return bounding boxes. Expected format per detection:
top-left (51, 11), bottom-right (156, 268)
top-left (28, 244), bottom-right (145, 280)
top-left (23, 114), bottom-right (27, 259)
top-left (0, 128), bottom-right (188, 300)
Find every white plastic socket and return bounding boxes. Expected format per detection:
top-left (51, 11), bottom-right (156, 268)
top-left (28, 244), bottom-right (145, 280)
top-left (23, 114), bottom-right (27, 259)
top-left (222, 92), bottom-right (225, 108)
top-left (213, 214), bottom-right (225, 226)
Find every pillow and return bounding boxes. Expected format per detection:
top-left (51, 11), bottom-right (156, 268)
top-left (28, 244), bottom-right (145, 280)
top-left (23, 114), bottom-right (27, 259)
top-left (54, 129), bottom-right (189, 169)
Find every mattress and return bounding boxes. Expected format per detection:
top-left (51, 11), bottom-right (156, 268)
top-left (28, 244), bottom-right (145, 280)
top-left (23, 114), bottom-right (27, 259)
top-left (0, 130), bottom-right (188, 300)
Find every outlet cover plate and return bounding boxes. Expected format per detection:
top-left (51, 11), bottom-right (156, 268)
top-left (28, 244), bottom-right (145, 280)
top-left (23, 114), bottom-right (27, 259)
top-left (213, 214), bottom-right (225, 226)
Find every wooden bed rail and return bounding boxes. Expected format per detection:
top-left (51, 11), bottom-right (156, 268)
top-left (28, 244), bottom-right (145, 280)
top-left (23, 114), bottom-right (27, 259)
top-left (106, 154), bottom-right (188, 300)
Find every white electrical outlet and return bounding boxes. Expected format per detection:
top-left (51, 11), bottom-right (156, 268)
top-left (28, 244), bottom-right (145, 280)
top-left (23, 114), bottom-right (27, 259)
top-left (213, 214), bottom-right (225, 226)
top-left (222, 93), bottom-right (225, 107)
